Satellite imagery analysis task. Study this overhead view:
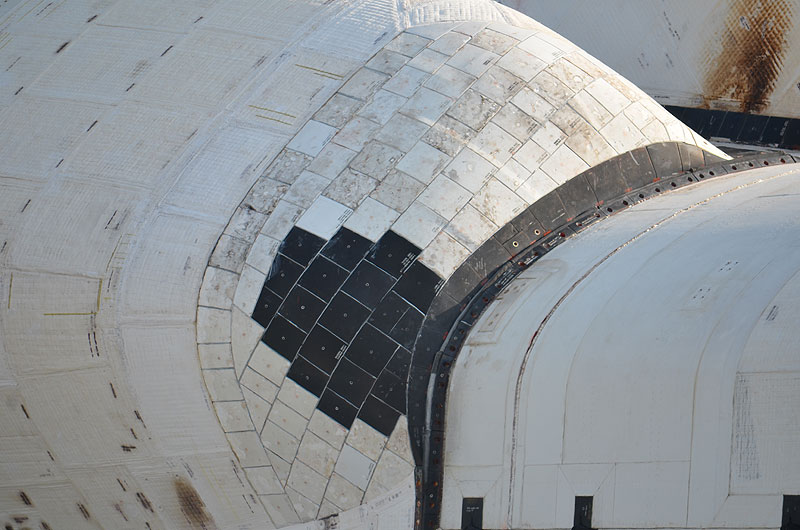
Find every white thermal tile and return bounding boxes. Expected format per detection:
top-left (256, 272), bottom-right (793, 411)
top-left (384, 32), bottom-right (431, 57)
top-left (565, 123), bottom-right (617, 166)
top-left (406, 23), bottom-right (459, 40)
top-left (513, 139), bottom-right (549, 172)
top-left (495, 158), bottom-right (532, 190)
top-left (492, 103), bottom-right (539, 141)
top-left (269, 451), bottom-right (292, 485)
top-left (248, 342), bottom-right (291, 386)
top-left (333, 116), bottom-right (381, 151)
top-left (473, 65), bottom-right (525, 104)
top-left (349, 141), bottom-right (404, 180)
top-left (585, 78), bottom-right (630, 116)
top-left (365, 49), bottom-right (409, 75)
top-left (443, 147), bottom-right (496, 193)
top-left (297, 431), bottom-right (338, 478)
top-left (269, 398), bottom-right (310, 440)
top-left (447, 44), bottom-right (499, 77)
top-left (386, 416), bottom-right (415, 464)
top-left (545, 57), bottom-right (593, 92)
top-left (642, 119), bottom-right (670, 143)
top-left (241, 367), bottom-right (279, 404)
top-left (308, 142), bottom-right (358, 179)
top-left (283, 171), bottom-right (329, 208)
top-left (313, 94), bottom-right (363, 128)
top-left (231, 306), bottom-right (264, 377)
top-left (470, 177), bottom-right (527, 226)
top-left (296, 196), bottom-right (353, 239)
top-left (423, 115), bottom-right (476, 156)
top-left (339, 68), bottom-right (389, 100)
top-left (247, 234), bottom-right (280, 275)
top-left (323, 169), bottom-right (378, 209)
top-left (261, 420), bottom-right (301, 462)
top-left (623, 101), bottom-right (656, 130)
top-left (569, 90), bottom-right (614, 130)
top-left (242, 386), bottom-right (271, 433)
top-left (468, 121), bottom-right (522, 167)
top-left (540, 144), bottom-right (590, 185)
top-left (288, 460), bottom-right (327, 504)
top-left (400, 87), bottom-right (452, 126)
top-left (518, 34), bottom-right (563, 63)
top-left (224, 207), bottom-right (268, 243)
top-left (209, 235), bottom-right (250, 274)
top-left (325, 473), bottom-right (364, 511)
top-left (471, 28), bottom-right (518, 54)
top-left (286, 120), bottom-right (337, 157)
top-left (346, 419), bottom-right (388, 461)
top-left (396, 141), bottom-right (452, 185)
top-left (357, 89), bottom-right (407, 125)
top-left (276, 378), bottom-right (318, 418)
top-left (227, 430), bottom-right (272, 467)
top-left (308, 409), bottom-right (349, 450)
top-left (371, 169), bottom-right (425, 212)
top-left (197, 307), bottom-right (232, 344)
top-left (199, 267), bottom-right (237, 309)
top-left (418, 174), bottom-right (472, 220)
top-left (335, 444), bottom-right (376, 491)
top-left (424, 64), bottom-right (476, 99)
top-left (318, 500), bottom-right (340, 519)
top-left (529, 70), bottom-right (574, 106)
top-left (392, 201), bottom-right (449, 248)
top-left (245, 465), bottom-right (284, 495)
top-left (446, 204), bottom-right (499, 252)
top-left (454, 20), bottom-right (490, 37)
top-left (260, 201), bottom-right (304, 241)
top-left (285, 486), bottom-right (319, 521)
top-left (600, 113), bottom-right (648, 153)
top-left (383, 66), bottom-right (429, 98)
top-left (419, 230), bottom-right (472, 278)
top-left (261, 494), bottom-right (300, 526)
top-left (511, 86), bottom-right (556, 123)
top-left (375, 114), bottom-right (429, 152)
top-left (344, 197), bottom-right (400, 242)
top-left (215, 400), bottom-right (253, 432)
top-left (496, 46), bottom-right (547, 82)
top-left (198, 343), bottom-right (234, 369)
top-left (530, 121), bottom-right (567, 154)
top-left (429, 32), bottom-right (470, 56)
top-left (408, 48), bottom-right (450, 73)
top-left (370, 448), bottom-right (414, 491)
top-left (233, 264), bottom-right (266, 316)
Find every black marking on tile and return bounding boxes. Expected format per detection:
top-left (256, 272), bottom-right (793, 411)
top-left (19, 491), bottom-right (31, 505)
top-left (252, 286), bottom-right (282, 328)
top-left (109, 382), bottom-right (117, 398)
top-left (358, 394), bottom-right (400, 437)
top-left (87, 14), bottom-right (98, 22)
top-left (86, 120), bottom-right (98, 132)
top-left (263, 254), bottom-right (304, 297)
top-left (322, 227), bottom-right (372, 270)
top-left (160, 45), bottom-right (173, 57)
top-left (573, 496), bottom-right (594, 530)
top-left (55, 41), bottom-right (69, 54)
top-left (281, 226), bottom-right (326, 266)
top-left (77, 503), bottom-right (91, 519)
top-left (262, 315), bottom-right (306, 361)
top-left (194, 16), bottom-right (204, 23)
top-left (286, 355), bottom-right (328, 397)
top-left (14, 86), bottom-right (22, 95)
top-left (318, 389), bottom-right (358, 429)
top-left (126, 83), bottom-right (135, 92)
top-left (298, 325), bottom-right (345, 374)
top-left (20, 404), bottom-right (29, 419)
top-left (461, 498), bottom-right (483, 530)
top-left (342, 260), bottom-right (396, 309)
top-left (278, 285), bottom-right (325, 332)
top-left (20, 199), bottom-right (30, 213)
top-left (299, 256), bottom-right (348, 301)
top-left (783, 495), bottom-right (800, 530)
top-left (411, 142), bottom-right (780, 529)
top-left (367, 230), bottom-right (421, 277)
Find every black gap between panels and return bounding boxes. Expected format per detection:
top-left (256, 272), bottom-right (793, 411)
top-left (250, 227), bottom-right (442, 437)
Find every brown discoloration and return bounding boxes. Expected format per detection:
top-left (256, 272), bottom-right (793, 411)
top-left (703, 0), bottom-right (794, 113)
top-left (174, 477), bottom-right (215, 529)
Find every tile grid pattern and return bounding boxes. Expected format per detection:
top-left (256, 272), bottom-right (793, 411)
top-left (196, 21), bottom-right (728, 526)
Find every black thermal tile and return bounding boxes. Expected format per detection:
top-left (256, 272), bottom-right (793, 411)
top-left (366, 230), bottom-right (420, 277)
top-left (318, 389), bottom-right (358, 429)
top-left (584, 159), bottom-right (628, 204)
top-left (369, 291), bottom-right (413, 334)
top-left (346, 324), bottom-right (398, 376)
top-left (761, 116), bottom-right (791, 146)
top-left (439, 263), bottom-right (481, 304)
top-left (393, 261), bottom-right (443, 312)
top-left (321, 227), bottom-right (373, 270)
top-left (678, 143), bottom-right (704, 172)
top-left (617, 146), bottom-right (656, 189)
top-left (262, 315), bottom-right (306, 361)
top-left (531, 190), bottom-right (568, 231)
top-left (328, 358), bottom-right (376, 406)
top-left (264, 254), bottom-right (304, 297)
top-left (663, 105), bottom-right (685, 120)
top-left (279, 226), bottom-right (326, 266)
top-left (318, 292), bottom-right (371, 342)
top-left (557, 174), bottom-right (597, 219)
top-left (358, 394), bottom-right (400, 437)
top-left (697, 109), bottom-right (727, 138)
top-left (298, 255), bottom-right (349, 301)
top-left (467, 237), bottom-right (511, 279)
top-left (736, 113), bottom-right (769, 143)
top-left (287, 355), bottom-right (328, 396)
top-left (645, 142), bottom-right (682, 178)
top-left (372, 369), bottom-right (406, 413)
top-left (251, 287), bottom-right (282, 328)
top-left (385, 346), bottom-right (412, 380)
top-left (298, 325), bottom-right (346, 374)
top-left (780, 119), bottom-right (800, 150)
top-left (389, 306), bottom-right (425, 350)
top-left (278, 285), bottom-right (326, 332)
top-left (342, 260), bottom-right (396, 309)
top-left (679, 107), bottom-right (706, 132)
top-left (716, 111), bottom-right (745, 141)
top-left (510, 207), bottom-right (545, 237)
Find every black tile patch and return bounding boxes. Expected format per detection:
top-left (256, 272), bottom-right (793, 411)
top-left (358, 394), bottom-right (400, 436)
top-left (262, 315), bottom-right (306, 361)
top-left (697, 109), bottom-right (727, 138)
top-left (321, 227), bottom-right (372, 270)
top-left (342, 260), bottom-right (396, 309)
top-left (318, 291), bottom-right (371, 342)
top-left (264, 254), bottom-right (304, 297)
top-left (737, 113), bottom-right (769, 144)
top-left (328, 358), bottom-right (376, 406)
top-left (251, 287), bottom-right (282, 327)
top-left (390, 305), bottom-right (425, 350)
top-left (393, 261), bottom-right (443, 312)
top-left (346, 324), bottom-right (398, 376)
top-left (385, 346), bottom-right (411, 380)
top-left (716, 111), bottom-right (746, 141)
top-left (780, 119), bottom-right (800, 150)
top-left (369, 291), bottom-right (413, 334)
top-left (366, 230), bottom-right (420, 277)
top-left (762, 116), bottom-right (791, 146)
top-left (280, 226), bottom-right (325, 266)
top-left (646, 142), bottom-right (682, 178)
top-left (372, 369), bottom-right (406, 413)
top-left (287, 355), bottom-right (328, 396)
top-left (298, 325), bottom-right (346, 374)
top-left (299, 256), bottom-right (349, 301)
top-left (279, 285), bottom-right (326, 332)
top-left (318, 389), bottom-right (358, 429)
top-left (617, 146), bottom-right (655, 189)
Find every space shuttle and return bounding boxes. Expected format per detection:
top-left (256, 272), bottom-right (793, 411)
top-left (0, 1), bottom-right (798, 529)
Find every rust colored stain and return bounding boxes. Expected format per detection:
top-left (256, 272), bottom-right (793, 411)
top-left (174, 477), bottom-right (215, 529)
top-left (703, 0), bottom-right (794, 113)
